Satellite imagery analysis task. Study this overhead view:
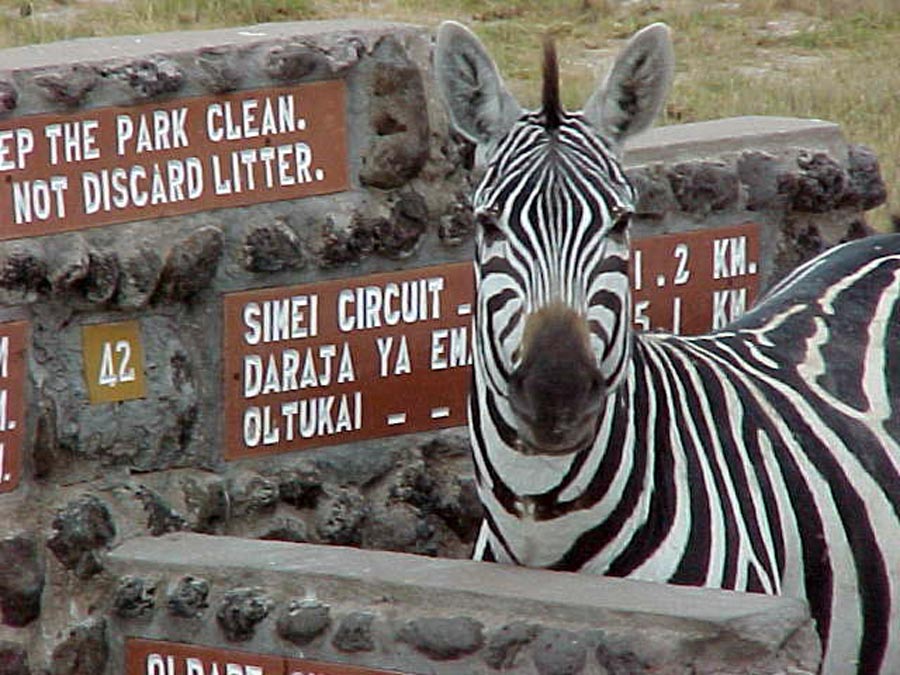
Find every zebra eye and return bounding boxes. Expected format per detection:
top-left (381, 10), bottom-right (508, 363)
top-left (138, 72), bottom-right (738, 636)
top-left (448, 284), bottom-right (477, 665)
top-left (610, 208), bottom-right (632, 235)
top-left (476, 210), bottom-right (504, 244)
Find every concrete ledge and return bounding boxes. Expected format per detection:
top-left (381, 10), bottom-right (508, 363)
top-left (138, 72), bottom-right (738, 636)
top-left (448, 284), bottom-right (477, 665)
top-left (625, 115), bottom-right (846, 165)
top-left (105, 534), bottom-right (820, 674)
top-left (0, 20), bottom-right (418, 71)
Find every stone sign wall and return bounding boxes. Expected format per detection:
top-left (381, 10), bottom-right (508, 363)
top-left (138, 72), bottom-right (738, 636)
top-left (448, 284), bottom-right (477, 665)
top-left (0, 18), bottom-right (886, 675)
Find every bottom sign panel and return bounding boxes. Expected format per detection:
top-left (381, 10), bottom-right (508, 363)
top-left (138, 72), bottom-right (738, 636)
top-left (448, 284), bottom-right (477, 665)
top-left (0, 320), bottom-right (26, 495)
top-left (126, 639), bottom-right (409, 675)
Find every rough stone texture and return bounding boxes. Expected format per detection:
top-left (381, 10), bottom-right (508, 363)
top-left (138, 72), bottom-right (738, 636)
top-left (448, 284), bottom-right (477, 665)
top-left (439, 198), bottom-right (475, 245)
top-left (0, 642), bottom-right (29, 675)
top-left (0, 240), bottom-right (48, 298)
top-left (315, 486), bottom-right (367, 546)
top-left (43, 235), bottom-right (91, 294)
top-left (216, 588), bottom-right (273, 642)
top-left (737, 150), bottom-right (784, 212)
top-left (112, 575), bottom-right (156, 619)
top-left (195, 48), bottom-right (242, 93)
top-left (154, 226), bottom-right (224, 303)
top-left (115, 245), bottom-right (162, 309)
top-left (0, 534), bottom-right (44, 627)
top-left (50, 617), bottom-right (108, 675)
top-left (0, 80), bottom-right (17, 112)
top-left (779, 151), bottom-right (848, 213)
top-left (626, 165), bottom-right (678, 217)
top-left (359, 37), bottom-right (429, 189)
top-left (264, 43), bottom-right (334, 81)
top-left (595, 641), bottom-right (649, 674)
top-left (256, 516), bottom-right (308, 543)
top-left (484, 622), bottom-right (540, 670)
top-left (182, 475), bottom-right (230, 534)
top-left (32, 65), bottom-right (97, 106)
top-left (332, 612), bottom-right (376, 653)
top-left (166, 575), bottom-right (210, 618)
top-left (276, 599), bottom-right (331, 646)
top-left (98, 57), bottom-right (184, 98)
top-left (82, 249), bottom-right (120, 305)
top-left (400, 617), bottom-right (485, 660)
top-left (273, 464), bottom-right (323, 509)
top-left (842, 144), bottom-right (887, 210)
top-left (531, 629), bottom-right (587, 675)
top-left (32, 392), bottom-right (62, 479)
top-left (229, 474), bottom-right (279, 518)
top-left (668, 161), bottom-right (741, 214)
top-left (46, 495), bottom-right (116, 579)
top-left (135, 486), bottom-right (187, 536)
top-left (241, 219), bottom-right (305, 272)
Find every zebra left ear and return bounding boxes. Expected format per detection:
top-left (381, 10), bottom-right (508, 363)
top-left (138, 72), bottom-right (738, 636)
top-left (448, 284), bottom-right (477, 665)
top-left (435, 22), bottom-right (522, 156)
top-left (584, 23), bottom-right (674, 147)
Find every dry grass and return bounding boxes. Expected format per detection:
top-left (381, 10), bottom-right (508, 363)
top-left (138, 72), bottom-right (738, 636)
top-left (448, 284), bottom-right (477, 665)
top-left (0, 0), bottom-right (898, 227)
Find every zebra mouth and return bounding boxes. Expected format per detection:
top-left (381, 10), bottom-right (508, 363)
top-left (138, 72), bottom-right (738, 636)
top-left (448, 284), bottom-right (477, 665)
top-left (513, 427), bottom-right (594, 456)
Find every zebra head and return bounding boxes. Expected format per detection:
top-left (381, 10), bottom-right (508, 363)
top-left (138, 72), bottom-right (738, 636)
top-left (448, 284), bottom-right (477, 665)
top-left (436, 23), bottom-right (674, 456)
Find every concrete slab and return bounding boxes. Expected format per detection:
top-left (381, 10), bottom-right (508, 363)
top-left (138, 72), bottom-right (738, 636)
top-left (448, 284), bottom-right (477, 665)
top-left (109, 533), bottom-right (809, 649)
top-left (625, 115), bottom-right (847, 166)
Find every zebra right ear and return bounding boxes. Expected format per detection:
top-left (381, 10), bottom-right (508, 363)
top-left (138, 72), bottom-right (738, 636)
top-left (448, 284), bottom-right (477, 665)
top-left (435, 22), bottom-right (521, 153)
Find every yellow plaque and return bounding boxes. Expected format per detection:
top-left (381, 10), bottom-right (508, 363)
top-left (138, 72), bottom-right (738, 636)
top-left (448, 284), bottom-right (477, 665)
top-left (82, 320), bottom-right (146, 403)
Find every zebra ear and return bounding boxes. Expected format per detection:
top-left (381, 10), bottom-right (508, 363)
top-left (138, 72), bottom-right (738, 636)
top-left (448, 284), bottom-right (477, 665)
top-left (584, 23), bottom-right (674, 146)
top-left (435, 21), bottom-right (521, 150)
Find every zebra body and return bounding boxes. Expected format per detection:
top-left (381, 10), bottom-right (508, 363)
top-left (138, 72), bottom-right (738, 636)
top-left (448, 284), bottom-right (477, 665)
top-left (435, 21), bottom-right (900, 674)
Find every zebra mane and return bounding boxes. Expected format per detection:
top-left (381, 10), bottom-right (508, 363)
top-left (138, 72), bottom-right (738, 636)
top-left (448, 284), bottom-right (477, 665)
top-left (541, 35), bottom-right (562, 130)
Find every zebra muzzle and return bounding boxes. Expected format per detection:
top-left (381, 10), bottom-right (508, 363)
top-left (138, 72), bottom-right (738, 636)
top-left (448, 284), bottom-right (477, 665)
top-left (507, 304), bottom-right (605, 455)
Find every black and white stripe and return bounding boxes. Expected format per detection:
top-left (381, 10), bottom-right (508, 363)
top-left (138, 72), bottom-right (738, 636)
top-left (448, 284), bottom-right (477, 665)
top-left (436, 20), bottom-right (899, 673)
top-left (470, 118), bottom-right (900, 673)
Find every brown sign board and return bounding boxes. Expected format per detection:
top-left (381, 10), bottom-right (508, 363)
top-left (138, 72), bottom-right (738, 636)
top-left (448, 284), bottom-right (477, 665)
top-left (82, 320), bottom-right (146, 403)
top-left (125, 638), bottom-right (410, 675)
top-left (631, 222), bottom-right (761, 334)
top-left (0, 81), bottom-right (348, 241)
top-left (223, 223), bottom-right (761, 459)
top-left (223, 263), bottom-right (474, 460)
top-left (0, 320), bottom-right (26, 494)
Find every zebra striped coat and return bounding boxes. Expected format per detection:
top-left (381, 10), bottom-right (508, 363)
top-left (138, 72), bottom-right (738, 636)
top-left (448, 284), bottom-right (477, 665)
top-left (435, 21), bottom-right (900, 674)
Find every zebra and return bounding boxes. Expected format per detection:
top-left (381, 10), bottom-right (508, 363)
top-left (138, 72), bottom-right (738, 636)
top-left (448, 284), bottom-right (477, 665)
top-left (435, 21), bottom-right (900, 674)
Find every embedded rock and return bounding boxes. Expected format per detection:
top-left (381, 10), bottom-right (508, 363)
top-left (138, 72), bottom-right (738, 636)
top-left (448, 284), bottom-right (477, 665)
top-left (668, 161), bottom-right (740, 215)
top-left (216, 588), bottom-right (272, 642)
top-left (33, 65), bottom-right (97, 106)
top-left (0, 641), bottom-right (29, 675)
top-left (276, 599), bottom-right (331, 646)
top-left (0, 81), bottom-right (17, 112)
top-left (0, 534), bottom-right (44, 627)
top-left (532, 629), bottom-right (587, 675)
top-left (154, 226), bottom-right (223, 303)
top-left (359, 41), bottom-right (429, 189)
top-left (484, 622), bottom-right (540, 670)
top-left (112, 576), bottom-right (156, 619)
top-left (315, 486), bottom-right (367, 546)
top-left (116, 245), bottom-right (162, 309)
top-left (100, 58), bottom-right (184, 99)
top-left (46, 495), bottom-right (116, 579)
top-left (166, 576), bottom-right (210, 618)
top-left (50, 617), bottom-right (108, 675)
top-left (332, 612), bottom-right (376, 653)
top-left (842, 144), bottom-right (887, 210)
top-left (135, 486), bottom-right (187, 536)
top-left (627, 165), bottom-right (677, 217)
top-left (399, 616), bottom-right (485, 660)
top-left (242, 219), bottom-right (305, 272)
top-left (82, 249), bottom-right (120, 304)
top-left (779, 152), bottom-right (847, 213)
top-left (196, 49), bottom-right (242, 93)
top-left (264, 43), bottom-right (332, 81)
